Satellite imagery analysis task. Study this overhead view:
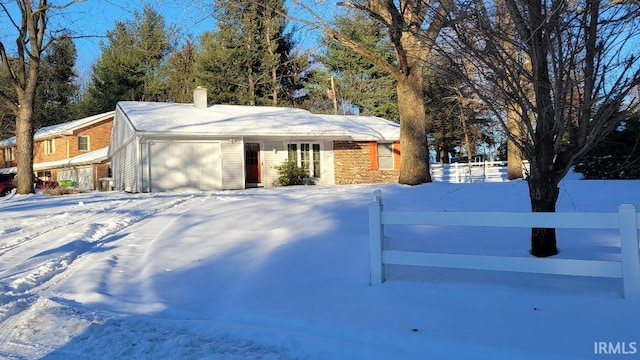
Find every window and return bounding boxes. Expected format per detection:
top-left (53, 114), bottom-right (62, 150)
top-left (78, 136), bottom-right (90, 151)
top-left (4, 148), bottom-right (14, 162)
top-left (44, 139), bottom-right (55, 155)
top-left (378, 143), bottom-right (393, 170)
top-left (36, 171), bottom-right (51, 180)
top-left (287, 144), bottom-right (298, 163)
top-left (300, 143), bottom-right (310, 171)
top-left (287, 142), bottom-right (322, 178)
top-left (312, 144), bottom-right (321, 178)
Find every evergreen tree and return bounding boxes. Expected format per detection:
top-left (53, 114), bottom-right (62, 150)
top-left (34, 34), bottom-right (79, 128)
top-left (81, 4), bottom-right (174, 114)
top-left (195, 0), bottom-right (299, 106)
top-left (315, 11), bottom-right (397, 119)
top-left (1, 35), bottom-right (78, 137)
top-left (575, 110), bottom-right (640, 179)
top-left (0, 61), bottom-right (17, 138)
top-left (165, 39), bottom-right (197, 103)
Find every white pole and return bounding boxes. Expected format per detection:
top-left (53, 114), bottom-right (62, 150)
top-left (369, 190), bottom-right (385, 285)
top-left (619, 204), bottom-right (640, 299)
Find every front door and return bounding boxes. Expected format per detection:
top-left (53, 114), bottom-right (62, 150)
top-left (245, 143), bottom-right (261, 184)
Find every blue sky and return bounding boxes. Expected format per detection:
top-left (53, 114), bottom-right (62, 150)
top-left (0, 1), bottom-right (330, 84)
top-left (58, 1), bottom-right (324, 84)
top-left (61, 1), bottom-right (216, 82)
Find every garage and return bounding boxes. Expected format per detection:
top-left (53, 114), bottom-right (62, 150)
top-left (148, 141), bottom-right (221, 192)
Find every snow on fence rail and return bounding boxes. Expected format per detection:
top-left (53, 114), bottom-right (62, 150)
top-left (368, 190), bottom-right (640, 299)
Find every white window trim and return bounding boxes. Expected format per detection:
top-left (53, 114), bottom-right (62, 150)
top-left (4, 148), bottom-right (14, 161)
top-left (377, 142), bottom-right (394, 170)
top-left (287, 142), bottom-right (322, 178)
top-left (78, 135), bottom-right (90, 151)
top-left (44, 139), bottom-right (55, 155)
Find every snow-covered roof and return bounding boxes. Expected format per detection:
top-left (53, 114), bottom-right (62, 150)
top-left (0, 147), bottom-right (108, 174)
top-left (116, 102), bottom-right (399, 141)
top-left (314, 114), bottom-right (401, 142)
top-left (0, 111), bottom-right (115, 148)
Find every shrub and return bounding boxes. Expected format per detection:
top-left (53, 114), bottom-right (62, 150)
top-left (275, 159), bottom-right (312, 186)
top-left (42, 186), bottom-right (80, 196)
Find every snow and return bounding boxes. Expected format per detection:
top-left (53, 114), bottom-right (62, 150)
top-left (116, 102), bottom-right (399, 140)
top-left (0, 179), bottom-right (639, 359)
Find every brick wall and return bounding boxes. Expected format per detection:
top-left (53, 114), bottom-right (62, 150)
top-left (333, 140), bottom-right (400, 184)
top-left (72, 119), bottom-right (113, 156)
top-left (33, 117), bottom-right (113, 163)
top-left (0, 148), bottom-right (16, 169)
top-left (1, 116), bottom-right (114, 189)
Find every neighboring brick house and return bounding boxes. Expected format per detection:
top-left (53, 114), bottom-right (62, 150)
top-left (0, 111), bottom-right (115, 190)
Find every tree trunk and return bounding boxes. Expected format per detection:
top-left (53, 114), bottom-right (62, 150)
top-left (527, 164), bottom-right (559, 257)
top-left (397, 69), bottom-right (432, 185)
top-left (507, 108), bottom-right (524, 179)
top-left (15, 105), bottom-right (35, 195)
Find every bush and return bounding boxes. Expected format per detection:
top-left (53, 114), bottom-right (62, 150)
top-left (275, 159), bottom-right (312, 186)
top-left (42, 186), bottom-right (80, 196)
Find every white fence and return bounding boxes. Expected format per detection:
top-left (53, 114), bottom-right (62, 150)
top-left (368, 190), bottom-right (640, 299)
top-left (429, 161), bottom-right (533, 182)
top-left (430, 161), bottom-right (508, 182)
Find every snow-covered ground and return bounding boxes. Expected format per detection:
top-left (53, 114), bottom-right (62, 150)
top-left (0, 178), bottom-right (639, 359)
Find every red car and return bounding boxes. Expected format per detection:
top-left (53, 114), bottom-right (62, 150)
top-left (0, 173), bottom-right (58, 196)
top-left (0, 173), bottom-right (16, 197)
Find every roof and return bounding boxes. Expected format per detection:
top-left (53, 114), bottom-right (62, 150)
top-left (0, 147), bottom-right (109, 174)
top-left (116, 102), bottom-right (399, 141)
top-left (314, 114), bottom-right (401, 142)
top-left (0, 111), bottom-right (115, 148)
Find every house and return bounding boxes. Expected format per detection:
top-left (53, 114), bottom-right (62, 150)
top-left (108, 88), bottom-right (400, 193)
top-left (0, 111), bottom-right (115, 190)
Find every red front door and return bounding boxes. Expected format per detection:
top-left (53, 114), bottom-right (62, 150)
top-left (245, 143), bottom-right (261, 183)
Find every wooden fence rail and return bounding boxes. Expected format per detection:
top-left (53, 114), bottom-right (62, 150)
top-left (368, 190), bottom-right (640, 299)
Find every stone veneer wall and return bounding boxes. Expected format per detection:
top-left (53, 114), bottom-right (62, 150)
top-left (333, 140), bottom-right (399, 184)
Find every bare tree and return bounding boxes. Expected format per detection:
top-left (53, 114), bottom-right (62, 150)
top-left (443, 0), bottom-right (640, 256)
top-left (0, 0), bottom-right (76, 194)
top-left (290, 0), bottom-right (454, 185)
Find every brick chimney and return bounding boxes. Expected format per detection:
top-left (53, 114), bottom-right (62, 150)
top-left (193, 86), bottom-right (208, 109)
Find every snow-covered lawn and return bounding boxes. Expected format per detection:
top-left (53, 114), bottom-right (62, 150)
top-left (0, 179), bottom-right (639, 359)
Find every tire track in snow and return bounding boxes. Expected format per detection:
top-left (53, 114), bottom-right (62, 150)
top-left (0, 198), bottom-right (138, 257)
top-left (0, 194), bottom-right (199, 347)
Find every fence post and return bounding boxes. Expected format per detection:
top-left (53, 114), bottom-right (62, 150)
top-left (619, 204), bottom-right (640, 300)
top-left (369, 190), bottom-right (385, 285)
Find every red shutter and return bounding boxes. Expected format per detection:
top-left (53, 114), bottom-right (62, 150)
top-left (369, 142), bottom-right (378, 170)
top-left (393, 141), bottom-right (401, 170)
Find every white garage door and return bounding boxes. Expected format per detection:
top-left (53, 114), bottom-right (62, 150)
top-left (149, 141), bottom-right (221, 192)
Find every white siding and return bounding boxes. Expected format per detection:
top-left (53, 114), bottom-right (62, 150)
top-left (57, 167), bottom-right (94, 191)
top-left (110, 107), bottom-right (141, 192)
top-left (317, 140), bottom-right (335, 185)
top-left (109, 107), bottom-right (136, 155)
top-left (111, 138), bottom-right (139, 192)
top-left (262, 140), bottom-right (287, 187)
top-left (222, 141), bottom-right (244, 190)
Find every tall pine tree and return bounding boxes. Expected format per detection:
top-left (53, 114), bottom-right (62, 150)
top-left (165, 39), bottom-right (197, 103)
top-left (80, 4), bottom-right (174, 115)
top-left (195, 0), bottom-right (299, 106)
top-left (34, 34), bottom-right (79, 128)
top-left (315, 10), bottom-right (397, 119)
